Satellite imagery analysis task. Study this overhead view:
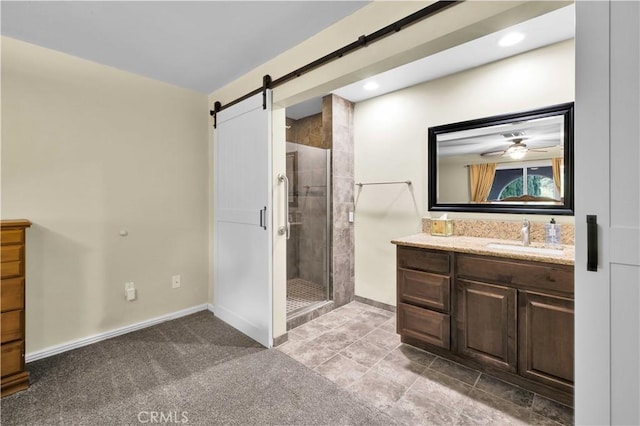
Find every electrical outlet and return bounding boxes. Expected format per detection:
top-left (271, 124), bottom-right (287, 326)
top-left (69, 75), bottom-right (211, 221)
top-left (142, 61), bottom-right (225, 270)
top-left (172, 275), bottom-right (181, 289)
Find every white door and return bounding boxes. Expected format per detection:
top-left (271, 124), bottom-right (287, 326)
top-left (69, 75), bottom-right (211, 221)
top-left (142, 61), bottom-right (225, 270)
top-left (214, 91), bottom-right (273, 348)
top-left (575, 2), bottom-right (640, 424)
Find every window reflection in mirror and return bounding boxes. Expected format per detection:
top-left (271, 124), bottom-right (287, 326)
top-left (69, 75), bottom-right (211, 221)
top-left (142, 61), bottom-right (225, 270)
top-left (428, 103), bottom-right (574, 215)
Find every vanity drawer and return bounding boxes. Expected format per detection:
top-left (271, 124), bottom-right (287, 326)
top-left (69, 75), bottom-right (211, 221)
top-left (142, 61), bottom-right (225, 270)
top-left (398, 302), bottom-right (450, 349)
top-left (456, 254), bottom-right (573, 295)
top-left (398, 246), bottom-right (450, 275)
top-left (0, 230), bottom-right (24, 246)
top-left (398, 268), bottom-right (450, 312)
top-left (1, 341), bottom-right (24, 378)
top-left (1, 311), bottom-right (23, 344)
top-left (1, 278), bottom-right (24, 312)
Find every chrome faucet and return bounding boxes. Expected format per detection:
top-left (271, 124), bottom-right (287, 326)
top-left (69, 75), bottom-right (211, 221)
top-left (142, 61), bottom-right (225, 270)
top-left (522, 218), bottom-right (530, 246)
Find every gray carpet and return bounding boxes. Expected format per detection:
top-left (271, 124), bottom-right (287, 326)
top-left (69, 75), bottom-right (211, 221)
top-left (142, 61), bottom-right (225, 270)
top-left (1, 311), bottom-right (398, 425)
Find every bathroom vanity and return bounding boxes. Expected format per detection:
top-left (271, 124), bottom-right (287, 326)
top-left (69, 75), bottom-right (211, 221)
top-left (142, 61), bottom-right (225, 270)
top-left (393, 234), bottom-right (574, 406)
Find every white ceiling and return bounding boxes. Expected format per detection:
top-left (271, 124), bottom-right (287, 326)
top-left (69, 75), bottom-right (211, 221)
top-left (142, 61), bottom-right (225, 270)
top-left (0, 1), bottom-right (368, 94)
top-left (287, 4), bottom-right (574, 119)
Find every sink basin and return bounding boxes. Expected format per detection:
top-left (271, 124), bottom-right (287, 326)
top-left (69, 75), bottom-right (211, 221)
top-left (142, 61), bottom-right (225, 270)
top-left (486, 242), bottom-right (564, 256)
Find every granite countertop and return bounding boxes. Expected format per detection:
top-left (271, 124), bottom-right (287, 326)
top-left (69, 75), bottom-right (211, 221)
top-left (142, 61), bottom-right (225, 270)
top-left (391, 233), bottom-right (575, 266)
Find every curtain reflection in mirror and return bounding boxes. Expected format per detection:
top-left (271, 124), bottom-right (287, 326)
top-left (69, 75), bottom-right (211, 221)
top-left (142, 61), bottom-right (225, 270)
top-left (469, 163), bottom-right (496, 202)
top-left (552, 157), bottom-right (563, 195)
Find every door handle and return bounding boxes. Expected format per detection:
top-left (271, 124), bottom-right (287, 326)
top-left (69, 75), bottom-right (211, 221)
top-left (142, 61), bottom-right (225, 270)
top-left (587, 215), bottom-right (598, 271)
top-left (259, 206), bottom-right (267, 230)
top-left (277, 173), bottom-right (290, 239)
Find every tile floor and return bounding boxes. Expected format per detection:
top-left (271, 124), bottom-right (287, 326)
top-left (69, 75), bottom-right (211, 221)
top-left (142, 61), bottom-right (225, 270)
top-left (278, 301), bottom-right (574, 426)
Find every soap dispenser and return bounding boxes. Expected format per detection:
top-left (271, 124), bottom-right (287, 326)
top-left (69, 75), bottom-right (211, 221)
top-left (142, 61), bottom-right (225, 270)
top-left (545, 218), bottom-right (561, 247)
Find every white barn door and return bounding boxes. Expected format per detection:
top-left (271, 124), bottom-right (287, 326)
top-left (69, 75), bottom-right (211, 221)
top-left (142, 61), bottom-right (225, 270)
top-left (575, 1), bottom-right (640, 424)
top-left (214, 91), bottom-right (272, 348)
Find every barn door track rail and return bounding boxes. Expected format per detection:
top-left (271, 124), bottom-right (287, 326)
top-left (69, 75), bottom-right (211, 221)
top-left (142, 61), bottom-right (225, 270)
top-left (210, 1), bottom-right (459, 128)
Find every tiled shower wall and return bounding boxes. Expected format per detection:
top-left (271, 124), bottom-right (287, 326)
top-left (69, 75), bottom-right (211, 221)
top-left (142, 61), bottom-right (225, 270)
top-left (324, 94), bottom-right (355, 307)
top-left (286, 114), bottom-right (326, 149)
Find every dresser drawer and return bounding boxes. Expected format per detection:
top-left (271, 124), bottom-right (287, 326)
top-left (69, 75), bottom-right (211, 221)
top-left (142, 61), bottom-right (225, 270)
top-left (0, 261), bottom-right (22, 280)
top-left (398, 246), bottom-right (450, 275)
top-left (398, 302), bottom-right (450, 349)
top-left (1, 311), bottom-right (23, 344)
top-left (0, 230), bottom-right (24, 246)
top-left (1, 278), bottom-right (24, 312)
top-left (399, 268), bottom-right (450, 312)
top-left (1, 245), bottom-right (22, 263)
top-left (456, 254), bottom-right (573, 295)
top-left (1, 341), bottom-right (24, 378)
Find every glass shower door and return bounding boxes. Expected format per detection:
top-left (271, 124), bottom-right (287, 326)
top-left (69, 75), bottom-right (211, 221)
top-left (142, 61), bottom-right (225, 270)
top-left (285, 142), bottom-right (330, 317)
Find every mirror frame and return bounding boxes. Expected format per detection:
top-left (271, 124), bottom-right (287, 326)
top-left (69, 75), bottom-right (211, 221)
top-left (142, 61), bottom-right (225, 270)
top-left (428, 102), bottom-right (574, 215)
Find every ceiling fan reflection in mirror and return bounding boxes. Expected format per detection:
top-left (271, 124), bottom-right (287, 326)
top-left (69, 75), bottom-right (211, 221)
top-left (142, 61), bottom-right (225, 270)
top-left (481, 133), bottom-right (557, 159)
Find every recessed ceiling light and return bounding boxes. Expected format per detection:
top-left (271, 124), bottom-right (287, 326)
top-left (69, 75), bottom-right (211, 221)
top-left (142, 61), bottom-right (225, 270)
top-left (498, 32), bottom-right (525, 47)
top-left (363, 81), bottom-right (379, 91)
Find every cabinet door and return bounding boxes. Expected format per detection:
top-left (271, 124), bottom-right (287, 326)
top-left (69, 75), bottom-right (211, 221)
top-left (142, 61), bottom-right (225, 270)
top-left (457, 279), bottom-right (517, 372)
top-left (519, 291), bottom-right (574, 393)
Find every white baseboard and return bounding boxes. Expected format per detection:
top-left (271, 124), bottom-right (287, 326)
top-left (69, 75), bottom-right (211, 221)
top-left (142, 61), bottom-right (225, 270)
top-left (26, 304), bottom-right (209, 363)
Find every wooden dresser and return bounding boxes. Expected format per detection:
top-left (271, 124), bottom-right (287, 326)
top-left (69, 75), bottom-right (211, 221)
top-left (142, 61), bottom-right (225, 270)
top-left (1, 219), bottom-right (31, 397)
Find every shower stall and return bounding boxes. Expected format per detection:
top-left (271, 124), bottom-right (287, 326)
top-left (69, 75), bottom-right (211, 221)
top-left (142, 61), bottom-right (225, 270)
top-left (285, 142), bottom-right (331, 317)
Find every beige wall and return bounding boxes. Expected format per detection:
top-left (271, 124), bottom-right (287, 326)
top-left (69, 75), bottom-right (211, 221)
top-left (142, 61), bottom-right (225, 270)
top-left (438, 157), bottom-right (470, 203)
top-left (354, 40), bottom-right (575, 306)
top-left (1, 37), bottom-right (209, 354)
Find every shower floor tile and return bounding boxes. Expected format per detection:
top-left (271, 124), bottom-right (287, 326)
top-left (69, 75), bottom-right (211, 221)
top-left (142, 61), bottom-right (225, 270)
top-left (287, 278), bottom-right (326, 315)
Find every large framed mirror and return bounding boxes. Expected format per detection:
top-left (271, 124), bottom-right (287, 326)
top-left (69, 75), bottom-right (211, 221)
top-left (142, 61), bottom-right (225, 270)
top-left (428, 102), bottom-right (574, 215)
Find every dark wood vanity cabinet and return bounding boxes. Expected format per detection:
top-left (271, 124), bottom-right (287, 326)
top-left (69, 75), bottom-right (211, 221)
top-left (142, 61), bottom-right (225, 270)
top-left (396, 246), bottom-right (574, 405)
top-left (397, 247), bottom-right (451, 350)
top-left (518, 291), bottom-right (574, 394)
top-left (456, 279), bottom-right (517, 373)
